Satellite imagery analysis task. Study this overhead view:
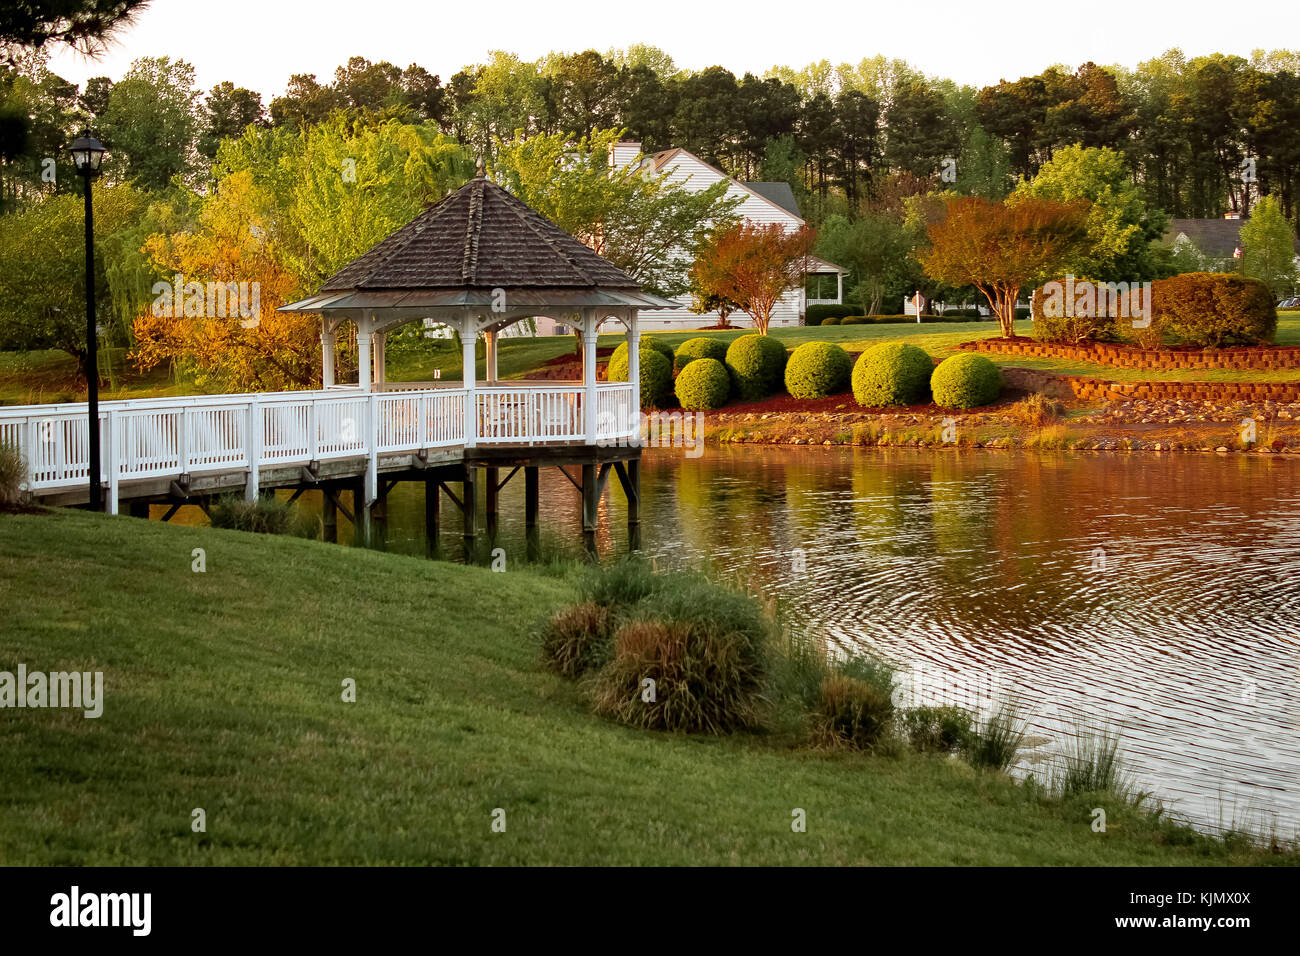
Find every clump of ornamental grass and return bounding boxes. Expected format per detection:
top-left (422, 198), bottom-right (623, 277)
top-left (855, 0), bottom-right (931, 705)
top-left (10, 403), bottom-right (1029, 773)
top-left (903, 705), bottom-right (975, 754)
top-left (209, 494), bottom-right (317, 537)
top-left (539, 601), bottom-right (615, 678)
top-left (811, 672), bottom-right (896, 751)
top-left (965, 700), bottom-right (1028, 772)
top-left (587, 578), bottom-right (771, 734)
top-left (1053, 721), bottom-right (1133, 798)
top-left (0, 442), bottom-right (26, 508)
top-left (1009, 392), bottom-right (1066, 427)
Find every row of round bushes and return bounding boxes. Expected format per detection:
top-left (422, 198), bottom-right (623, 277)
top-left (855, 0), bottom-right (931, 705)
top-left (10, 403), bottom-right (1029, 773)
top-left (607, 332), bottom-right (1002, 412)
top-left (851, 342), bottom-right (1002, 410)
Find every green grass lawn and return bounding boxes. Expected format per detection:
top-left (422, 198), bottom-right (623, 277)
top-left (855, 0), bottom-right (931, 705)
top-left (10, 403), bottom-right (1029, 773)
top-left (7, 313), bottom-right (1298, 406)
top-left (0, 509), bottom-right (1290, 865)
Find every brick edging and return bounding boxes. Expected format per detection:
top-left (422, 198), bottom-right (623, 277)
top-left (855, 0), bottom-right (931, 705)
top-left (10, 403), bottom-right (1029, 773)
top-left (998, 367), bottom-right (1300, 403)
top-left (958, 337), bottom-right (1300, 371)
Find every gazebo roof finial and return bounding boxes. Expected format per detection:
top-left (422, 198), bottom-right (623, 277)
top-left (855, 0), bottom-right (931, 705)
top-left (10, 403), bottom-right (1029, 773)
top-left (475, 156), bottom-right (486, 179)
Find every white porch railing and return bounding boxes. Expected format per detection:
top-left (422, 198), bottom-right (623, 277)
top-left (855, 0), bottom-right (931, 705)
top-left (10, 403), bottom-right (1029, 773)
top-left (0, 382), bottom-right (636, 510)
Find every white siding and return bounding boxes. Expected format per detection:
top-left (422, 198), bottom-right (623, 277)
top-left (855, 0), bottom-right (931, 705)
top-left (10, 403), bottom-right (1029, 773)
top-left (637, 150), bottom-right (806, 330)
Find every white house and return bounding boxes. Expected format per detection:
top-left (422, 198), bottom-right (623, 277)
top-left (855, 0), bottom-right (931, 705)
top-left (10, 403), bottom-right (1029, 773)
top-left (532, 142), bottom-right (845, 334)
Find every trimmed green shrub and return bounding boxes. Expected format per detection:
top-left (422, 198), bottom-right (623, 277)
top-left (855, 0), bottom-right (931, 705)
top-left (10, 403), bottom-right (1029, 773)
top-left (673, 335), bottom-right (728, 372)
top-left (812, 674), bottom-right (895, 750)
top-left (851, 342), bottom-right (933, 407)
top-left (784, 341), bottom-right (852, 399)
top-left (930, 354), bottom-right (1002, 409)
top-left (540, 601), bottom-right (614, 678)
top-left (589, 579), bottom-right (772, 734)
top-left (942, 307), bottom-right (981, 318)
top-left (841, 315), bottom-right (868, 325)
top-left (820, 316), bottom-right (842, 326)
top-left (807, 303), bottom-right (857, 325)
top-left (609, 346), bottom-right (673, 409)
top-left (1152, 272), bottom-right (1277, 347)
top-left (608, 335), bottom-right (675, 378)
top-left (209, 495), bottom-right (317, 537)
top-left (1030, 276), bottom-right (1131, 344)
top-left (725, 334), bottom-right (788, 400)
top-left (904, 706), bottom-right (974, 754)
top-left (674, 357), bottom-right (730, 410)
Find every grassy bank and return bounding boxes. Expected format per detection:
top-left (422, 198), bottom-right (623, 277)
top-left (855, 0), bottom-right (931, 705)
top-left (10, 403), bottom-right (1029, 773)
top-left (0, 509), bottom-right (1291, 865)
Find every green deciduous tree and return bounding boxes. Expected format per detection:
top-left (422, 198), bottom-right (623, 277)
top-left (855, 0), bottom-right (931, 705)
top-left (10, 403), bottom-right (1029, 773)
top-left (99, 56), bottom-right (200, 190)
top-left (1240, 194), bottom-right (1299, 296)
top-left (495, 127), bottom-right (740, 298)
top-left (1013, 144), bottom-right (1167, 280)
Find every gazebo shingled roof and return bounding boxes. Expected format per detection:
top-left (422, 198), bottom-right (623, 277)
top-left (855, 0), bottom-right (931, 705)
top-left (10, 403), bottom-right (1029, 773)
top-left (322, 177), bottom-right (641, 292)
top-left (281, 176), bottom-right (675, 316)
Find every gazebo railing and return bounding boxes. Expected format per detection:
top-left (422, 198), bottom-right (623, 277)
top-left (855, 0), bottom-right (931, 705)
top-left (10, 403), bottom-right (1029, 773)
top-left (0, 382), bottom-right (636, 508)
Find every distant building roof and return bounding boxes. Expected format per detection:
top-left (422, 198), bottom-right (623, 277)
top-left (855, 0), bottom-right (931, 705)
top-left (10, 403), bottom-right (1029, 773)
top-left (1167, 217), bottom-right (1300, 259)
top-left (744, 181), bottom-right (801, 218)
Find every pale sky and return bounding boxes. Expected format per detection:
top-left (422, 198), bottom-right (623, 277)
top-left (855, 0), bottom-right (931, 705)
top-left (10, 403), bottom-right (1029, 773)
top-left (39, 0), bottom-right (1300, 98)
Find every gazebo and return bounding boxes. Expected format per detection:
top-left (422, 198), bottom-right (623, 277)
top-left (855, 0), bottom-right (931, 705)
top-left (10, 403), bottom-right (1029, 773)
top-left (282, 169), bottom-right (674, 400)
top-left (279, 168), bottom-right (677, 551)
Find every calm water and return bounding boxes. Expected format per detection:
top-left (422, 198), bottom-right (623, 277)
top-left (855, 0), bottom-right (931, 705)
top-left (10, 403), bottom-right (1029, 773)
top-left (301, 447), bottom-right (1300, 835)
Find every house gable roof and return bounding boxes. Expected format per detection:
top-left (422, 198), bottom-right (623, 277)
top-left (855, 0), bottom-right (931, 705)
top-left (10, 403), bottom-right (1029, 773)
top-left (645, 147), bottom-right (806, 225)
top-left (1167, 217), bottom-right (1300, 259)
top-left (744, 181), bottom-right (801, 218)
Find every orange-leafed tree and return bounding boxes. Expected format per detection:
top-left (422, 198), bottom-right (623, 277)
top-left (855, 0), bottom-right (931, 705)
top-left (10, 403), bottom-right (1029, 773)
top-left (690, 222), bottom-right (815, 335)
top-left (132, 170), bottom-right (320, 392)
top-left (919, 195), bottom-right (1092, 338)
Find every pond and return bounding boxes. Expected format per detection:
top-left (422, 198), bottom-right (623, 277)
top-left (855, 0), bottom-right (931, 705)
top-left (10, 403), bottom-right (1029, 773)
top-left (305, 446), bottom-right (1300, 836)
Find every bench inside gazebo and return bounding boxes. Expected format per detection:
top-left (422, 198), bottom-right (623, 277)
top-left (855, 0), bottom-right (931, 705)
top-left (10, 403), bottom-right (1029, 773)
top-left (2, 171), bottom-right (674, 553)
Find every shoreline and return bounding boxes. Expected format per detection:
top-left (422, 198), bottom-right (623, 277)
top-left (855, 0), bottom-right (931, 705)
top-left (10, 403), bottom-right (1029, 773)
top-left (703, 399), bottom-right (1300, 455)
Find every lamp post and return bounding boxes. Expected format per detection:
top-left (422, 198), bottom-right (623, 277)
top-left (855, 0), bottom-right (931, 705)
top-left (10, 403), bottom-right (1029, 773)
top-left (69, 133), bottom-right (107, 510)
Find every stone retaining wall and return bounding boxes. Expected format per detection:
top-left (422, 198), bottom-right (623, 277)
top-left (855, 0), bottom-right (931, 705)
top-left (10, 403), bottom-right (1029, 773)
top-left (1000, 367), bottom-right (1300, 403)
top-left (959, 337), bottom-right (1300, 371)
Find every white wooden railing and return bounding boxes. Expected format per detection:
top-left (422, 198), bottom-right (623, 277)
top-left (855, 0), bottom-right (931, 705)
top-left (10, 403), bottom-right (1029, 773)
top-left (0, 382), bottom-right (636, 511)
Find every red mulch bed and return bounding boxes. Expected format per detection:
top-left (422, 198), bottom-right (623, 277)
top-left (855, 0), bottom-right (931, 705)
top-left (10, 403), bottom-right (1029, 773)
top-left (714, 388), bottom-right (1030, 416)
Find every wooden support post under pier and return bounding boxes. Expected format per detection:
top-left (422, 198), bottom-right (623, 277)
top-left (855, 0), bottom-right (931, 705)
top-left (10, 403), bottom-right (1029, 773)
top-left (425, 476), bottom-right (440, 556)
top-left (353, 477), bottom-right (369, 547)
top-left (581, 462), bottom-right (598, 558)
top-left (615, 459), bottom-right (641, 552)
top-left (484, 466), bottom-right (499, 538)
top-left (525, 465), bottom-right (539, 562)
top-left (462, 466), bottom-right (478, 559)
top-left (322, 490), bottom-right (338, 544)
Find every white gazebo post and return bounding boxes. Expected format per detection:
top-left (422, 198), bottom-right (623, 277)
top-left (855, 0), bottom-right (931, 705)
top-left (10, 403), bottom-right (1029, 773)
top-left (461, 312), bottom-right (477, 447)
top-left (321, 320), bottom-right (336, 387)
top-left (372, 330), bottom-right (387, 387)
top-left (356, 314), bottom-right (373, 391)
top-left (626, 310), bottom-right (641, 414)
top-left (582, 308), bottom-right (599, 444)
top-left (484, 328), bottom-right (498, 383)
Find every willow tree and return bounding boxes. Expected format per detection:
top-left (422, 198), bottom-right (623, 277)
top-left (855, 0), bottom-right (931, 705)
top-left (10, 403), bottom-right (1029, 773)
top-left (919, 195), bottom-right (1092, 337)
